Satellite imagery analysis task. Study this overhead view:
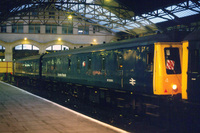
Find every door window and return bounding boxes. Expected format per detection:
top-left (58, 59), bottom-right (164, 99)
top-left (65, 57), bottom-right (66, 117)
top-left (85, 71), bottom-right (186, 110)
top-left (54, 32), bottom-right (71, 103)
top-left (164, 48), bottom-right (181, 74)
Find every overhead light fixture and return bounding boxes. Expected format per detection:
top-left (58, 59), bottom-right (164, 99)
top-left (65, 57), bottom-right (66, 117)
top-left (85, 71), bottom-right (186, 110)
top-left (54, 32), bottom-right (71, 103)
top-left (68, 15), bottom-right (72, 19)
top-left (105, 0), bottom-right (111, 2)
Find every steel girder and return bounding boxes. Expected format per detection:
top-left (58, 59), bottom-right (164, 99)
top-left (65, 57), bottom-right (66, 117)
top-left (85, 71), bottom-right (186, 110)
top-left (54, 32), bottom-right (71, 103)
top-left (0, 0), bottom-right (199, 35)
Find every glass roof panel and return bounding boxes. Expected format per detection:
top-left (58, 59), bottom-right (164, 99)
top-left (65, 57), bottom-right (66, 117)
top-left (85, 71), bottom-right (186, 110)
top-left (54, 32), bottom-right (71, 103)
top-left (85, 14), bottom-right (93, 18)
top-left (86, 0), bottom-right (94, 3)
top-left (182, 0), bottom-right (193, 6)
top-left (99, 21), bottom-right (108, 25)
top-left (129, 23), bottom-right (141, 28)
top-left (111, 29), bottom-right (119, 32)
top-left (2, 0), bottom-right (199, 34)
top-left (165, 5), bottom-right (178, 11)
top-left (157, 9), bottom-right (164, 14)
top-left (174, 9), bottom-right (198, 18)
top-left (160, 14), bottom-right (175, 20)
top-left (149, 17), bottom-right (168, 23)
top-left (86, 8), bottom-right (91, 13)
top-left (193, 7), bottom-right (200, 12)
top-left (99, 16), bottom-right (107, 20)
top-left (115, 27), bottom-right (126, 31)
top-left (124, 26), bottom-right (134, 29)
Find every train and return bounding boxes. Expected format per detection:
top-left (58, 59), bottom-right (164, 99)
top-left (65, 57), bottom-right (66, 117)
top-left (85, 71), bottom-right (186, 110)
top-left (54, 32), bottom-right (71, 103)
top-left (0, 62), bottom-right (13, 81)
top-left (13, 33), bottom-right (183, 117)
top-left (182, 30), bottom-right (200, 104)
top-left (180, 30), bottom-right (200, 133)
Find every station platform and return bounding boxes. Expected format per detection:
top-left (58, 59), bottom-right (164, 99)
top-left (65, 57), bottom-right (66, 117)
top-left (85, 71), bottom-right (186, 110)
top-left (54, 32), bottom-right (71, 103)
top-left (0, 81), bottom-right (128, 133)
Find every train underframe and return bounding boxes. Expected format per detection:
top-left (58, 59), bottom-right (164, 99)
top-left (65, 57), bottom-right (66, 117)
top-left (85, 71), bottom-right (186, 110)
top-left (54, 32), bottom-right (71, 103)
top-left (13, 75), bottom-right (182, 128)
top-left (14, 76), bottom-right (180, 111)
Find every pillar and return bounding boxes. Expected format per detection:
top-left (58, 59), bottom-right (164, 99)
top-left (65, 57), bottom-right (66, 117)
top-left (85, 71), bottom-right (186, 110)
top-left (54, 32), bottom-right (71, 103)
top-left (5, 46), bottom-right (13, 61)
top-left (39, 46), bottom-right (46, 55)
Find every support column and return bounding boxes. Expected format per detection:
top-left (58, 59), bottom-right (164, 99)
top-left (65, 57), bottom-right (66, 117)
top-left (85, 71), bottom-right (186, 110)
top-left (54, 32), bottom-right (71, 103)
top-left (5, 46), bottom-right (13, 61)
top-left (39, 46), bottom-right (46, 55)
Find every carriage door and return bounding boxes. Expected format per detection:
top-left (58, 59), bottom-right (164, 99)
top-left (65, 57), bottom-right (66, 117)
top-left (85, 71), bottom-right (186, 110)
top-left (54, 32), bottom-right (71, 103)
top-left (117, 53), bottom-right (123, 88)
top-left (188, 42), bottom-right (200, 103)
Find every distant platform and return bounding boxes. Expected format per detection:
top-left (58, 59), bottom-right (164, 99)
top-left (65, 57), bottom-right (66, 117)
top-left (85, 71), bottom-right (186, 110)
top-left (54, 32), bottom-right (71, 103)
top-left (0, 81), bottom-right (128, 133)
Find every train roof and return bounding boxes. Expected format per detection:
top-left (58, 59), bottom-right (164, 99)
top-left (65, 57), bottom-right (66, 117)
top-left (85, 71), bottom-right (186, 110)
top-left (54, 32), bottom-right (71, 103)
top-left (43, 34), bottom-right (170, 58)
top-left (15, 54), bottom-right (42, 62)
top-left (184, 30), bottom-right (200, 42)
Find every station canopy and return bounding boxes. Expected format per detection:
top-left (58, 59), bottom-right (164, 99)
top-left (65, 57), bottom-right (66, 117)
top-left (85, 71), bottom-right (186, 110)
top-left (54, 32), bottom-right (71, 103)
top-left (0, 0), bottom-right (199, 35)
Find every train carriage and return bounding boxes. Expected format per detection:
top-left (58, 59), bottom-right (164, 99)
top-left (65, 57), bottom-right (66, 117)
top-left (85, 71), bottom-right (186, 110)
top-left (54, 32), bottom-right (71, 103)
top-left (182, 30), bottom-right (200, 103)
top-left (13, 55), bottom-right (44, 85)
top-left (41, 35), bottom-right (181, 94)
top-left (181, 30), bottom-right (200, 133)
top-left (40, 34), bottom-right (182, 114)
top-left (13, 34), bottom-right (182, 116)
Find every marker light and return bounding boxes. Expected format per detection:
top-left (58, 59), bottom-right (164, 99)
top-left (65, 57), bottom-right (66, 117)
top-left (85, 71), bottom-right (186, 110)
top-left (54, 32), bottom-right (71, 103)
top-left (172, 84), bottom-right (178, 91)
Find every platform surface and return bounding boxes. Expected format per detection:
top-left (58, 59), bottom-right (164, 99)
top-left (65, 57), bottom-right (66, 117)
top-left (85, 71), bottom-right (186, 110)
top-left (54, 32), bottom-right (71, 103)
top-left (0, 81), bottom-right (128, 133)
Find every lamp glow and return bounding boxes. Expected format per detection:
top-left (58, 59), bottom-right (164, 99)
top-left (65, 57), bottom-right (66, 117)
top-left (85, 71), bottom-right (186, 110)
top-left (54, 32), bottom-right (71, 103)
top-left (105, 0), bottom-right (111, 2)
top-left (172, 84), bottom-right (178, 91)
top-left (24, 37), bottom-right (27, 40)
top-left (68, 15), bottom-right (72, 19)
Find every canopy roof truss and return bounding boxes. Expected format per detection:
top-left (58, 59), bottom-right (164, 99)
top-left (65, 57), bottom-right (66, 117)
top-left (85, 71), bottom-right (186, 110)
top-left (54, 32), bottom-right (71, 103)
top-left (140, 0), bottom-right (200, 24)
top-left (0, 0), bottom-right (199, 35)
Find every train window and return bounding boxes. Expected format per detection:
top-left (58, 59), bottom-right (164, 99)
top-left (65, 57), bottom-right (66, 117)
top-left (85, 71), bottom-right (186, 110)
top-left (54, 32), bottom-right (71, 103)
top-left (164, 48), bottom-right (181, 74)
top-left (190, 49), bottom-right (199, 73)
top-left (101, 56), bottom-right (106, 70)
top-left (88, 57), bottom-right (92, 70)
top-left (35, 61), bottom-right (39, 73)
top-left (68, 58), bottom-right (71, 70)
top-left (57, 58), bottom-right (61, 65)
top-left (146, 53), bottom-right (153, 71)
top-left (117, 54), bottom-right (123, 70)
top-left (77, 58), bottom-right (80, 71)
top-left (51, 59), bottom-right (56, 70)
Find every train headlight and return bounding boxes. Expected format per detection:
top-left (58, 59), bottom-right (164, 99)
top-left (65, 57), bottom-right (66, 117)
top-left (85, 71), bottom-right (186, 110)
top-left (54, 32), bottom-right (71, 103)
top-left (172, 84), bottom-right (178, 91)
